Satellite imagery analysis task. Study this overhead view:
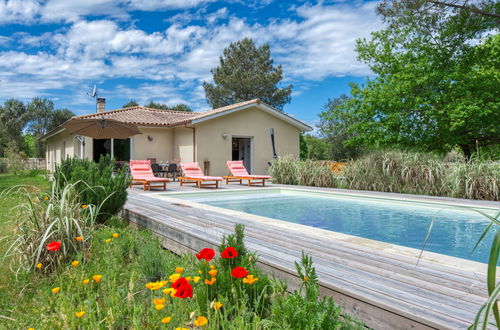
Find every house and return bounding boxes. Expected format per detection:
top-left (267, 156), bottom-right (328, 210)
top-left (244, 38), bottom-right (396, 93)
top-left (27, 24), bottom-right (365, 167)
top-left (41, 99), bottom-right (312, 176)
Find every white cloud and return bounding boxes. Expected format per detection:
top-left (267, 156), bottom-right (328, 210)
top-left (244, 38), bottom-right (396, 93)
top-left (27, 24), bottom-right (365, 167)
top-left (0, 1), bottom-right (382, 108)
top-left (0, 0), bottom-right (40, 24)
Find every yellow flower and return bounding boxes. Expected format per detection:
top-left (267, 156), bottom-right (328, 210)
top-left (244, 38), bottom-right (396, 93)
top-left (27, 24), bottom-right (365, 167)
top-left (154, 304), bottom-right (164, 310)
top-left (81, 204), bottom-right (87, 209)
top-left (169, 273), bottom-right (181, 282)
top-left (75, 311), bottom-right (86, 318)
top-left (27, 328), bottom-right (34, 330)
top-left (161, 316), bottom-right (172, 324)
top-left (208, 269), bottom-right (217, 277)
top-left (194, 316), bottom-right (208, 327)
top-left (51, 287), bottom-right (60, 294)
top-left (105, 239), bottom-right (112, 243)
top-left (43, 196), bottom-right (49, 200)
top-left (153, 297), bottom-right (166, 305)
top-left (175, 328), bottom-right (189, 330)
top-left (210, 301), bottom-right (223, 310)
top-left (209, 265), bottom-right (215, 269)
top-left (204, 277), bottom-right (216, 285)
top-left (303, 276), bottom-right (309, 282)
top-left (112, 233), bottom-right (119, 238)
top-left (242, 275), bottom-right (259, 285)
top-left (193, 276), bottom-right (201, 283)
top-left (197, 270), bottom-right (202, 274)
top-left (71, 260), bottom-right (80, 267)
top-left (36, 263), bottom-right (42, 269)
top-left (163, 288), bottom-right (176, 296)
top-left (82, 278), bottom-right (90, 284)
top-left (92, 275), bottom-right (103, 282)
top-left (175, 267), bottom-right (183, 273)
top-left (75, 236), bottom-right (83, 242)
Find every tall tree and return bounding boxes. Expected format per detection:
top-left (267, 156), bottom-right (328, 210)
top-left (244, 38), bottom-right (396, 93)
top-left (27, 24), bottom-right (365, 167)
top-left (318, 94), bottom-right (364, 160)
top-left (0, 99), bottom-right (29, 155)
top-left (143, 101), bottom-right (192, 112)
top-left (27, 97), bottom-right (55, 157)
top-left (48, 108), bottom-right (74, 131)
top-left (123, 100), bottom-right (139, 108)
top-left (203, 38), bottom-right (293, 111)
top-left (339, 1), bottom-right (499, 158)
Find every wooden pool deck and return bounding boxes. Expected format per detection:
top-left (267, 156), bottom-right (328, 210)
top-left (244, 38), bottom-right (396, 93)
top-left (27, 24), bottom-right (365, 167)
top-left (122, 183), bottom-right (496, 330)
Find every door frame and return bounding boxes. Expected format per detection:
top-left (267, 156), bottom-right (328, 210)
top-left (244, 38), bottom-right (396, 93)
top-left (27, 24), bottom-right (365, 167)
top-left (231, 135), bottom-right (253, 174)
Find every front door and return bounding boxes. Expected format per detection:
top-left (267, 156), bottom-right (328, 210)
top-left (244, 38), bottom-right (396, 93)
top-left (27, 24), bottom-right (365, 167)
top-left (232, 137), bottom-right (252, 173)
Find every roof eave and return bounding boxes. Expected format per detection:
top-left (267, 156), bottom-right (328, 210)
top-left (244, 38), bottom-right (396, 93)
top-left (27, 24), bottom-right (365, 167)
top-left (191, 102), bottom-right (313, 132)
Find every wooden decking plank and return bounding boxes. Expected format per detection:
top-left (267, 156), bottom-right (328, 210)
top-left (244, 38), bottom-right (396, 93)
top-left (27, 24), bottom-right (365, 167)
top-left (128, 195), bottom-right (487, 291)
top-left (123, 194), bottom-right (490, 329)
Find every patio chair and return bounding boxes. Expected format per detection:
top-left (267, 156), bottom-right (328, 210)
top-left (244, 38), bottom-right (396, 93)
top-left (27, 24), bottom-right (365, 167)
top-left (178, 162), bottom-right (223, 188)
top-left (224, 160), bottom-right (271, 186)
top-left (166, 163), bottom-right (179, 181)
top-left (129, 160), bottom-right (170, 191)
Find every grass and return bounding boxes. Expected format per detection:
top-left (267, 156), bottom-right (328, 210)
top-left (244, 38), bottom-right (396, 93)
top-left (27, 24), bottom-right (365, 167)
top-left (0, 172), bottom-right (361, 329)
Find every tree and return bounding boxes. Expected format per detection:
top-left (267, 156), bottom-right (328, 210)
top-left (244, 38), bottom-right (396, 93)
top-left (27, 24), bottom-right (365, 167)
top-left (169, 104), bottom-right (192, 112)
top-left (203, 38), bottom-right (293, 111)
top-left (123, 100), bottom-right (139, 108)
top-left (27, 97), bottom-right (55, 157)
top-left (341, 1), bottom-right (499, 159)
top-left (318, 94), bottom-right (364, 160)
top-left (48, 108), bottom-right (74, 131)
top-left (0, 99), bottom-right (29, 155)
top-left (143, 101), bottom-right (192, 112)
top-left (301, 135), bottom-right (329, 160)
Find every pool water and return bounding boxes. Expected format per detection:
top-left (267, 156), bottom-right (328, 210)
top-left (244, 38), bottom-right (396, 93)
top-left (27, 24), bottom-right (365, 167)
top-left (170, 190), bottom-right (498, 264)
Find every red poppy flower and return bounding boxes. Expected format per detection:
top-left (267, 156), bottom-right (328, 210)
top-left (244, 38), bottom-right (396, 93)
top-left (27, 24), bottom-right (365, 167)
top-left (174, 282), bottom-right (193, 299)
top-left (196, 248), bottom-right (215, 261)
top-left (231, 267), bottom-right (248, 279)
top-left (46, 241), bottom-right (62, 251)
top-left (171, 277), bottom-right (189, 290)
top-left (221, 247), bottom-right (238, 259)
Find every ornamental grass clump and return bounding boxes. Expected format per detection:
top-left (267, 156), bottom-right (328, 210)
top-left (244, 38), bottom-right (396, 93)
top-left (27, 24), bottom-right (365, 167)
top-left (1, 179), bottom-right (101, 274)
top-left (270, 155), bottom-right (339, 187)
top-left (448, 161), bottom-right (499, 201)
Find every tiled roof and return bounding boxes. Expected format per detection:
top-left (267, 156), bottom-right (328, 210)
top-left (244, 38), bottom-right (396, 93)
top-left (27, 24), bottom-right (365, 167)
top-left (41, 99), bottom-right (311, 140)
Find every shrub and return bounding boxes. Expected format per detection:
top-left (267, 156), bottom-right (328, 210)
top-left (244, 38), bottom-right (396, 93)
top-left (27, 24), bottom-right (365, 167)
top-left (342, 150), bottom-right (448, 196)
top-left (0, 158), bottom-right (7, 173)
top-left (1, 179), bottom-right (100, 274)
top-left (55, 155), bottom-right (130, 223)
top-left (270, 155), bottom-right (339, 187)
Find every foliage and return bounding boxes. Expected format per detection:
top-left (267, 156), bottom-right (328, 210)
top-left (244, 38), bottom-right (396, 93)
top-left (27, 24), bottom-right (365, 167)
top-left (4, 147), bottom-right (28, 174)
top-left (271, 151), bottom-right (500, 201)
top-left (0, 214), bottom-right (360, 329)
top-left (271, 252), bottom-right (361, 329)
top-left (203, 38), bottom-right (293, 111)
top-left (143, 101), bottom-right (192, 112)
top-left (0, 99), bottom-right (30, 156)
top-left (300, 135), bottom-right (329, 160)
top-left (123, 100), bottom-right (139, 108)
top-left (338, 2), bottom-right (499, 158)
top-left (1, 178), bottom-right (100, 275)
top-left (54, 155), bottom-right (130, 223)
top-left (317, 94), bottom-right (364, 160)
top-left (270, 155), bottom-right (339, 187)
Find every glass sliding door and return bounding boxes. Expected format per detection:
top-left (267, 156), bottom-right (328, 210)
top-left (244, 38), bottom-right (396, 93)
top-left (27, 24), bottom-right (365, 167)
top-left (93, 138), bottom-right (130, 162)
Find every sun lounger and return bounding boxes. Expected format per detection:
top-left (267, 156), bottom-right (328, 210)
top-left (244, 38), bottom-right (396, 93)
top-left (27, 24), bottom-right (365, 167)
top-left (224, 160), bottom-right (271, 186)
top-left (129, 160), bottom-right (170, 191)
top-left (178, 162), bottom-right (223, 188)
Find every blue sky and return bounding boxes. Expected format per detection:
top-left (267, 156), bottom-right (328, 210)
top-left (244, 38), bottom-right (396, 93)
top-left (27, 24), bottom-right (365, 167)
top-left (0, 0), bottom-right (382, 129)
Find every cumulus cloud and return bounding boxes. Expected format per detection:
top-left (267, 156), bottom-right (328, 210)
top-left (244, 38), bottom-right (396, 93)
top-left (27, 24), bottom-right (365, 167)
top-left (0, 0), bottom-right (40, 24)
top-left (0, 1), bottom-right (382, 108)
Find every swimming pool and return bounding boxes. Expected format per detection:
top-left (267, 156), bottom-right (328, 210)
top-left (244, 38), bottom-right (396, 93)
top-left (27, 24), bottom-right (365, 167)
top-left (167, 189), bottom-right (499, 264)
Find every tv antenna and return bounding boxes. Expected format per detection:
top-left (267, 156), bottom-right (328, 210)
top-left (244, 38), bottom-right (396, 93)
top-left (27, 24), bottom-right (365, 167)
top-left (87, 84), bottom-right (97, 98)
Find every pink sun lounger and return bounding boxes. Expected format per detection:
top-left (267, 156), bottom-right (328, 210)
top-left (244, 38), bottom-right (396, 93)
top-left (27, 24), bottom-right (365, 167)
top-left (178, 162), bottom-right (223, 188)
top-left (224, 160), bottom-right (271, 186)
top-left (129, 160), bottom-right (170, 191)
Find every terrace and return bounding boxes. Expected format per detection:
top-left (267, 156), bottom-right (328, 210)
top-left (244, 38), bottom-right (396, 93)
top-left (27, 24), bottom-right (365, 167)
top-left (123, 182), bottom-right (499, 329)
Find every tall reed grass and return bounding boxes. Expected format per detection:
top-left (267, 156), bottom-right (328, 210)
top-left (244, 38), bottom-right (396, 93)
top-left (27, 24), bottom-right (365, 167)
top-left (1, 179), bottom-right (104, 275)
top-left (270, 151), bottom-right (500, 201)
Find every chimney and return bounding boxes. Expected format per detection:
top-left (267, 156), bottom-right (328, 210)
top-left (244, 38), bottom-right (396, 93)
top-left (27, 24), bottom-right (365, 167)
top-left (96, 98), bottom-right (106, 113)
